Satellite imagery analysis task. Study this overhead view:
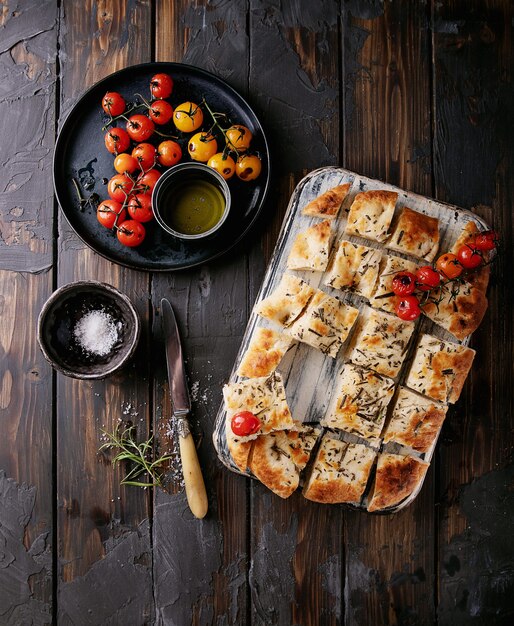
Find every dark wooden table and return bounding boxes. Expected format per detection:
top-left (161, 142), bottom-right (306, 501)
top-left (1, 1), bottom-right (513, 624)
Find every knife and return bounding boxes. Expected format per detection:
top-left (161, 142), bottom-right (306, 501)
top-left (161, 298), bottom-right (208, 519)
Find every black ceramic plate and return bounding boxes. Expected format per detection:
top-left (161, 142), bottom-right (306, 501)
top-left (54, 63), bottom-right (270, 271)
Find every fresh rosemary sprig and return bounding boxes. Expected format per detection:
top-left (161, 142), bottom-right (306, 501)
top-left (100, 424), bottom-right (172, 488)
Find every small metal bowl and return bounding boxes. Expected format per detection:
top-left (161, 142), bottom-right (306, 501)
top-left (37, 281), bottom-right (140, 380)
top-left (152, 162), bottom-right (231, 240)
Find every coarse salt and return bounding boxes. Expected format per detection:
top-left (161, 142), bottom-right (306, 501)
top-left (73, 310), bottom-right (119, 356)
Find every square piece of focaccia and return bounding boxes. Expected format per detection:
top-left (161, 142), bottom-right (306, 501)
top-left (286, 290), bottom-right (359, 358)
top-left (382, 387), bottom-right (448, 454)
top-left (324, 240), bottom-right (382, 299)
top-left (347, 307), bottom-right (415, 378)
top-left (287, 219), bottom-right (333, 271)
top-left (344, 190), bottom-right (398, 242)
top-left (369, 254), bottom-right (419, 314)
top-left (386, 207), bottom-right (440, 261)
top-left (405, 334), bottom-right (476, 404)
top-left (303, 435), bottom-right (376, 504)
top-left (254, 274), bottom-right (316, 327)
top-left (237, 328), bottom-right (293, 378)
top-left (225, 424), bottom-right (253, 472)
top-left (223, 372), bottom-right (294, 440)
top-left (450, 221), bottom-right (490, 294)
top-left (421, 281), bottom-right (488, 341)
top-left (301, 183), bottom-right (351, 219)
top-left (322, 364), bottom-right (395, 439)
top-left (367, 453), bottom-right (429, 512)
top-left (248, 423), bottom-right (321, 499)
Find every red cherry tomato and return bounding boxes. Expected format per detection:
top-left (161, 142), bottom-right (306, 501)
top-left (116, 220), bottom-right (146, 247)
top-left (231, 411), bottom-right (262, 437)
top-left (126, 114), bottom-right (155, 142)
top-left (127, 193), bottom-right (153, 223)
top-left (396, 295), bottom-right (422, 321)
top-left (113, 153), bottom-right (139, 174)
top-left (107, 174), bottom-right (134, 202)
top-left (137, 169), bottom-right (161, 193)
top-left (457, 243), bottom-right (483, 269)
top-left (157, 140), bottom-right (182, 167)
top-left (391, 271), bottom-right (417, 296)
top-left (436, 253), bottom-right (463, 279)
top-left (97, 200), bottom-right (126, 229)
top-left (101, 91), bottom-right (125, 117)
top-left (104, 127), bottom-right (130, 154)
top-left (150, 73), bottom-right (174, 99)
top-left (149, 100), bottom-right (174, 125)
top-left (473, 230), bottom-right (499, 251)
top-left (131, 143), bottom-right (157, 172)
top-left (415, 266), bottom-right (441, 291)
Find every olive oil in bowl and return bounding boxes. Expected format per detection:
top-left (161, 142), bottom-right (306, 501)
top-left (152, 163), bottom-right (231, 239)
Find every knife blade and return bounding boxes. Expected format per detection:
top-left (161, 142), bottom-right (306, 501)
top-left (161, 298), bottom-right (208, 519)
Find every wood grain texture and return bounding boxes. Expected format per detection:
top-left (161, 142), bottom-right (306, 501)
top-left (342, 2), bottom-right (436, 624)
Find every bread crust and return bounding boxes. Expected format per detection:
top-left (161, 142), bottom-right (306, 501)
top-left (386, 207), bottom-right (440, 261)
top-left (345, 190), bottom-right (398, 242)
top-left (302, 183), bottom-right (351, 218)
top-left (254, 273), bottom-right (316, 327)
top-left (237, 328), bottom-right (292, 378)
top-left (287, 219), bottom-right (333, 271)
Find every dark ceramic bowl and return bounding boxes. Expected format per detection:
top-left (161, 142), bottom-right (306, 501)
top-left (37, 281), bottom-right (140, 380)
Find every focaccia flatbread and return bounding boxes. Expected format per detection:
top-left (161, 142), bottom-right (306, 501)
top-left (382, 387), bottom-right (448, 453)
top-left (347, 307), bottom-right (416, 378)
top-left (345, 190), bottom-right (398, 242)
top-left (254, 274), bottom-right (316, 327)
top-left (450, 221), bottom-right (490, 294)
top-left (303, 435), bottom-right (376, 504)
top-left (367, 453), bottom-right (429, 512)
top-left (301, 183), bottom-right (351, 219)
top-left (322, 363), bottom-right (395, 439)
top-left (405, 334), bottom-right (476, 403)
top-left (386, 207), bottom-right (440, 261)
top-left (324, 240), bottom-right (382, 299)
top-left (237, 328), bottom-right (293, 378)
top-left (369, 254), bottom-right (419, 314)
top-left (225, 424), bottom-right (252, 472)
top-left (286, 290), bottom-right (359, 358)
top-left (287, 219), bottom-right (333, 271)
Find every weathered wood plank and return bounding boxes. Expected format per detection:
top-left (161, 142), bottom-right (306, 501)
top-left (56, 1), bottom-right (153, 623)
top-left (432, 1), bottom-right (514, 622)
top-left (152, 2), bottom-right (253, 624)
top-left (342, 2), bottom-right (436, 624)
top-left (0, 2), bottom-right (57, 622)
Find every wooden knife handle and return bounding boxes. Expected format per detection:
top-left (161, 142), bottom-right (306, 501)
top-left (178, 431), bottom-right (208, 519)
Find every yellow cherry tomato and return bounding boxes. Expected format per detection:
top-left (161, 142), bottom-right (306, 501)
top-left (188, 132), bottom-right (218, 162)
top-left (113, 153), bottom-right (139, 174)
top-left (225, 124), bottom-right (252, 152)
top-left (173, 101), bottom-right (204, 133)
top-left (236, 154), bottom-right (262, 181)
top-left (207, 153), bottom-right (236, 180)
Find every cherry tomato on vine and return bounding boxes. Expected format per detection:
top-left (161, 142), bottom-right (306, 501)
top-left (101, 91), bottom-right (125, 117)
top-left (149, 99), bottom-right (174, 125)
top-left (391, 271), bottom-right (417, 296)
top-left (436, 253), bottom-right (463, 279)
top-left (107, 174), bottom-right (134, 202)
top-left (116, 220), bottom-right (146, 247)
top-left (137, 169), bottom-right (161, 193)
top-left (456, 243), bottom-right (483, 269)
top-left (473, 230), bottom-right (499, 251)
top-left (126, 114), bottom-right (154, 142)
top-left (127, 193), bottom-right (153, 223)
top-left (207, 153), bottom-right (236, 180)
top-left (396, 295), bottom-right (422, 321)
top-left (157, 140), bottom-right (182, 167)
top-left (173, 101), bottom-right (203, 133)
top-left (235, 154), bottom-right (262, 181)
top-left (132, 143), bottom-right (157, 172)
top-left (113, 153), bottom-right (139, 174)
top-left (231, 411), bottom-right (261, 437)
top-left (97, 199), bottom-right (126, 229)
top-left (188, 132), bottom-right (218, 162)
top-left (415, 266), bottom-right (441, 291)
top-left (150, 73), bottom-right (174, 99)
top-left (104, 127), bottom-right (130, 154)
top-left (225, 124), bottom-right (253, 152)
